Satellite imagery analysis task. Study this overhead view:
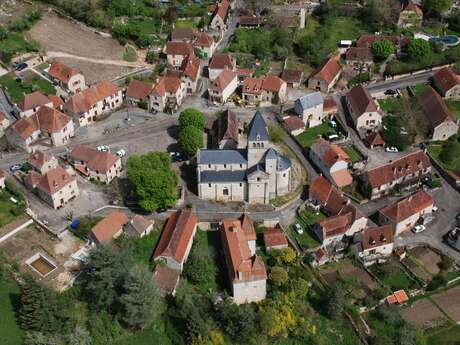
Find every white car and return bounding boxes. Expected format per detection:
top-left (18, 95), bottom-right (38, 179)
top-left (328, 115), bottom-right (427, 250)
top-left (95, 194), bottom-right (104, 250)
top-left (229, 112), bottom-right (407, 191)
top-left (294, 223), bottom-right (303, 235)
top-left (97, 145), bottom-right (109, 152)
top-left (385, 146), bottom-right (399, 153)
top-left (116, 149), bottom-right (126, 157)
top-left (412, 225), bottom-right (426, 233)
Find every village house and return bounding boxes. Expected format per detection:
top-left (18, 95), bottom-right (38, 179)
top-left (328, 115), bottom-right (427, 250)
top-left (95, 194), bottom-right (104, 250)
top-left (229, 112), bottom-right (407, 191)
top-left (179, 54), bottom-right (202, 95)
top-left (418, 86), bottom-right (459, 141)
top-left (238, 15), bottom-right (264, 28)
top-left (24, 165), bottom-right (79, 209)
top-left (307, 57), bottom-right (341, 93)
top-left (345, 47), bottom-right (374, 70)
top-left (148, 75), bottom-right (185, 113)
top-left (366, 131), bottom-right (386, 149)
top-left (379, 190), bottom-right (434, 235)
top-left (309, 138), bottom-right (353, 187)
top-left (263, 225), bottom-right (289, 251)
top-left (69, 145), bottom-right (122, 183)
top-left (7, 106), bottom-right (74, 152)
top-left (398, 2), bottom-right (423, 28)
top-left (197, 111), bottom-right (291, 205)
top-left (281, 69), bottom-right (303, 88)
top-left (48, 95), bottom-right (64, 111)
top-left (64, 80), bottom-right (122, 127)
top-left (221, 215), bottom-right (267, 304)
top-left (125, 79), bottom-right (154, 107)
top-left (353, 225), bottom-right (394, 266)
top-left (209, 0), bottom-right (230, 31)
top-left (283, 115), bottom-right (305, 136)
top-left (28, 150), bottom-right (58, 175)
top-left (346, 85), bottom-right (382, 132)
top-left (359, 150), bottom-right (432, 200)
top-left (170, 27), bottom-right (196, 42)
top-left (90, 211), bottom-right (130, 245)
top-left (209, 69), bottom-right (238, 104)
top-left (213, 109), bottom-right (239, 149)
top-left (208, 53), bottom-right (236, 81)
top-left (153, 209), bottom-right (198, 295)
top-left (294, 91), bottom-right (324, 128)
top-left (0, 111), bottom-right (10, 137)
top-left (124, 215), bottom-right (154, 238)
top-left (0, 170), bottom-right (5, 189)
top-left (433, 67), bottom-right (460, 100)
top-left (356, 34), bottom-right (410, 55)
top-left (165, 41), bottom-right (194, 69)
top-left (18, 91), bottom-right (54, 118)
top-left (242, 75), bottom-right (287, 105)
top-left (47, 61), bottom-right (86, 94)
top-left (193, 31), bottom-right (216, 59)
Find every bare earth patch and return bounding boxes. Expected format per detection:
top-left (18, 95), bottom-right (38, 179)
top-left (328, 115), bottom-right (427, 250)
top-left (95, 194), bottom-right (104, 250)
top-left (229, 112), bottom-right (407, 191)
top-left (400, 299), bottom-right (446, 328)
top-left (409, 246), bottom-right (442, 276)
top-left (432, 286), bottom-right (460, 323)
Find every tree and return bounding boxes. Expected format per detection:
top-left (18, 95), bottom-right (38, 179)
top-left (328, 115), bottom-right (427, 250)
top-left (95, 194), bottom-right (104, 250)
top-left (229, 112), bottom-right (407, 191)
top-left (325, 284), bottom-right (346, 319)
top-left (120, 264), bottom-right (164, 330)
top-left (269, 266), bottom-right (289, 286)
top-left (440, 141), bottom-right (460, 163)
top-left (268, 125), bottom-right (285, 143)
top-left (0, 26), bottom-right (7, 40)
top-left (23, 331), bottom-right (58, 345)
top-left (127, 152), bottom-right (178, 212)
top-left (423, 0), bottom-right (453, 16)
top-left (179, 108), bottom-right (206, 129)
top-left (65, 326), bottom-right (92, 345)
top-left (179, 125), bottom-right (204, 157)
top-left (407, 39), bottom-right (432, 62)
top-left (372, 39), bottom-right (395, 61)
top-left (277, 247), bottom-right (297, 265)
top-left (184, 252), bottom-right (216, 286)
top-left (217, 301), bottom-right (257, 342)
top-left (145, 50), bottom-right (156, 64)
top-left (448, 11), bottom-right (460, 32)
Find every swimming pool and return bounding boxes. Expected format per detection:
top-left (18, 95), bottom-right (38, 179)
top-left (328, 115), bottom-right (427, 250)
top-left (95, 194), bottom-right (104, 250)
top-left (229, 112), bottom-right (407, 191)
top-left (430, 35), bottom-right (460, 46)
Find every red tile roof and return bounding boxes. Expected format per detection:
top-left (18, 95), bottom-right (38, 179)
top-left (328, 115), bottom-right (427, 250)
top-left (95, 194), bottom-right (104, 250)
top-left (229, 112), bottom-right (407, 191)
top-left (91, 211), bottom-right (129, 243)
top-left (48, 95), bottom-right (63, 110)
top-left (366, 131), bottom-right (385, 146)
top-left (364, 150), bottom-right (431, 188)
top-left (36, 166), bottom-right (75, 195)
top-left (153, 266), bottom-right (181, 294)
top-left (18, 92), bottom-right (52, 112)
top-left (242, 77), bottom-right (263, 95)
top-left (241, 213), bottom-right (257, 241)
top-left (433, 67), bottom-right (460, 95)
top-left (403, 3), bottom-right (423, 17)
top-left (387, 290), bottom-right (409, 304)
top-left (418, 86), bottom-right (456, 129)
top-left (380, 190), bottom-right (433, 223)
top-left (324, 98), bottom-right (337, 112)
top-left (152, 76), bottom-right (182, 96)
top-left (153, 210), bottom-right (198, 265)
top-left (28, 150), bottom-right (54, 170)
top-left (356, 35), bottom-right (410, 49)
top-left (211, 69), bottom-right (237, 92)
top-left (263, 225), bottom-right (288, 249)
top-left (214, 0), bottom-right (229, 21)
top-left (361, 225), bottom-right (394, 250)
top-left (181, 54), bottom-right (201, 81)
top-left (222, 217), bottom-right (267, 283)
top-left (70, 145), bottom-right (119, 174)
top-left (283, 115), bottom-right (305, 132)
top-left (194, 32), bottom-right (214, 48)
top-left (310, 57), bottom-right (341, 85)
top-left (318, 213), bottom-right (353, 238)
top-left (281, 69), bottom-right (303, 84)
top-left (165, 41), bottom-right (194, 57)
top-left (65, 81), bottom-right (120, 113)
top-left (209, 53), bottom-right (235, 70)
top-left (216, 109), bottom-right (238, 143)
top-left (10, 115), bottom-right (40, 139)
top-left (36, 106), bottom-right (72, 133)
top-left (346, 85), bottom-right (378, 119)
top-left (346, 47), bottom-right (373, 61)
top-left (310, 138), bottom-right (350, 168)
top-left (48, 61), bottom-right (79, 84)
top-left (126, 80), bottom-right (154, 100)
top-left (261, 75), bottom-right (285, 93)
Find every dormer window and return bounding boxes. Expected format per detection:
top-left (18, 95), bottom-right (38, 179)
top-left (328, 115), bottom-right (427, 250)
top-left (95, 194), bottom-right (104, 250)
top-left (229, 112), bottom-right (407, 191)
top-left (256, 134), bottom-right (260, 140)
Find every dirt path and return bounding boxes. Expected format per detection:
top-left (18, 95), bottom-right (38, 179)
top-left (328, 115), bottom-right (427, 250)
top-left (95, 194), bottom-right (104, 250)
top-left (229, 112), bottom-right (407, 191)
top-left (46, 51), bottom-right (145, 68)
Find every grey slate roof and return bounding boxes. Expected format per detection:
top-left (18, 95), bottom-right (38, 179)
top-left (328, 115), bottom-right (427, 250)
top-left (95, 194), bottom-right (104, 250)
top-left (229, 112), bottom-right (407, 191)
top-left (277, 155), bottom-right (291, 171)
top-left (200, 170), bottom-right (246, 183)
top-left (265, 148), bottom-right (277, 160)
top-left (295, 92), bottom-right (323, 111)
top-left (248, 111), bottom-right (269, 141)
top-left (197, 149), bottom-right (247, 165)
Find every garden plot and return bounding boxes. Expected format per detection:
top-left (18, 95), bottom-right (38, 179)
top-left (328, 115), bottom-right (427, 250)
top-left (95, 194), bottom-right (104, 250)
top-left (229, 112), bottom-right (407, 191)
top-left (432, 286), bottom-right (460, 323)
top-left (408, 246), bottom-right (442, 277)
top-left (400, 299), bottom-right (447, 328)
top-left (321, 260), bottom-right (378, 294)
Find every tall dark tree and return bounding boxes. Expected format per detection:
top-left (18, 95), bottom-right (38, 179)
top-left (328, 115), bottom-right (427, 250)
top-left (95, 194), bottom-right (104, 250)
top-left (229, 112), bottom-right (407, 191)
top-left (217, 301), bottom-right (257, 343)
top-left (325, 284), bottom-right (346, 319)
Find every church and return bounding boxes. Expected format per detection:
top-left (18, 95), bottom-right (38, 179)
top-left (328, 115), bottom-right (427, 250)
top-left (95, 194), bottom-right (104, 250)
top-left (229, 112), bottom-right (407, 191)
top-left (196, 111), bottom-right (291, 204)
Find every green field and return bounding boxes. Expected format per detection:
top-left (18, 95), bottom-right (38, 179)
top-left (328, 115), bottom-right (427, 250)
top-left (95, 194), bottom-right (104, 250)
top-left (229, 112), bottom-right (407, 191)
top-left (370, 261), bottom-right (419, 291)
top-left (446, 100), bottom-right (460, 120)
top-left (427, 325), bottom-right (460, 345)
top-left (378, 97), bottom-right (403, 114)
top-left (428, 143), bottom-right (460, 176)
top-left (0, 277), bottom-right (24, 345)
top-left (0, 33), bottom-right (39, 63)
top-left (289, 209), bottom-right (325, 249)
top-left (0, 74), bottom-right (55, 103)
top-left (296, 122), bottom-right (334, 148)
top-left (343, 145), bottom-right (364, 163)
top-left (0, 190), bottom-right (23, 228)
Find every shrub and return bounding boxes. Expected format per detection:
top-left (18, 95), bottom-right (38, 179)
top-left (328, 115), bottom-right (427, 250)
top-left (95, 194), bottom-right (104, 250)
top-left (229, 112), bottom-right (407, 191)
top-left (427, 274), bottom-right (447, 290)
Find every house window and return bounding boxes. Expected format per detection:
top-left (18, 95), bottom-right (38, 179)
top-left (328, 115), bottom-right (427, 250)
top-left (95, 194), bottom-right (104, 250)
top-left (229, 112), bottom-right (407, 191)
top-left (239, 183), bottom-right (242, 187)
top-left (369, 249), bottom-right (376, 255)
top-left (257, 177), bottom-right (260, 182)
top-left (240, 164), bottom-right (243, 168)
top-left (223, 187), bottom-right (229, 196)
top-left (208, 184), bottom-right (211, 187)
top-left (224, 164), bottom-right (227, 168)
top-left (208, 164), bottom-right (211, 168)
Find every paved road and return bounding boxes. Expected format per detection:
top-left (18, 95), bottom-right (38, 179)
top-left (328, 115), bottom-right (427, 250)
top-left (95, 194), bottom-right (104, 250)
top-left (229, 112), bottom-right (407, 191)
top-left (366, 70), bottom-right (435, 94)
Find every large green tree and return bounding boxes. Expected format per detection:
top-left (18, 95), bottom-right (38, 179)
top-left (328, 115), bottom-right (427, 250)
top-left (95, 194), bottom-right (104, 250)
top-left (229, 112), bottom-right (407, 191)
top-left (325, 284), bottom-right (346, 319)
top-left (127, 152), bottom-right (178, 212)
top-left (372, 39), bottom-right (395, 61)
top-left (179, 125), bottom-right (204, 157)
top-left (217, 301), bottom-right (257, 343)
top-left (423, 0), bottom-right (453, 16)
top-left (269, 266), bottom-right (289, 286)
top-left (179, 108), bottom-right (206, 129)
top-left (407, 38), bottom-right (432, 62)
top-left (120, 264), bottom-right (164, 330)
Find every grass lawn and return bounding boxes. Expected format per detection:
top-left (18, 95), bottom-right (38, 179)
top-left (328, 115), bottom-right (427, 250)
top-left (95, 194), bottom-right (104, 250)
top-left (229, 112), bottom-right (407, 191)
top-left (175, 20), bottom-right (198, 28)
top-left (343, 145), bottom-right (364, 163)
top-left (312, 313), bottom-right (361, 345)
top-left (0, 190), bottom-right (23, 228)
top-left (289, 209), bottom-right (325, 249)
top-left (370, 260), bottom-right (419, 291)
top-left (411, 83), bottom-right (429, 97)
top-left (120, 229), bottom-right (162, 269)
top-left (321, 17), bottom-right (368, 53)
top-left (0, 74), bottom-right (55, 103)
top-left (378, 97), bottom-right (403, 114)
top-left (70, 216), bottom-right (102, 240)
top-left (428, 143), bottom-right (460, 176)
top-left (126, 19), bottom-right (162, 35)
top-left (296, 122), bottom-right (334, 148)
top-left (0, 33), bottom-right (38, 59)
top-left (446, 100), bottom-right (460, 120)
top-left (113, 319), bottom-right (173, 345)
top-left (426, 325), bottom-right (460, 345)
top-left (0, 277), bottom-right (24, 345)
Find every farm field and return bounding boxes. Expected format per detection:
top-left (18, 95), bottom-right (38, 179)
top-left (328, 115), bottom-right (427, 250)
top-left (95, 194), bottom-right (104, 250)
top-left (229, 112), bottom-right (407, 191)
top-left (0, 277), bottom-right (24, 345)
top-left (432, 286), bottom-right (460, 323)
top-left (400, 299), bottom-right (446, 327)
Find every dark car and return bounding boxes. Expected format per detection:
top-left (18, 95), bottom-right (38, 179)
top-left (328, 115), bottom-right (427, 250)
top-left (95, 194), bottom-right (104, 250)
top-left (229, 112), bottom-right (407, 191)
top-left (15, 63), bottom-right (28, 71)
top-left (384, 89), bottom-right (397, 96)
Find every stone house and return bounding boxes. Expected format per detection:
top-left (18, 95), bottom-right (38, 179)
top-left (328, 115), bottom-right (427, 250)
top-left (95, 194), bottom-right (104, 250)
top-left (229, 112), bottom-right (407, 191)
top-left (208, 53), bottom-right (236, 81)
top-left (433, 67), bottom-right (460, 100)
top-left (148, 75), bottom-right (185, 113)
top-left (281, 69), bottom-right (303, 88)
top-left (193, 31), bottom-right (216, 59)
top-left (221, 215), bottom-right (267, 304)
top-left (209, 0), bottom-right (230, 31)
top-left (307, 57), bottom-right (341, 93)
top-left (242, 75), bottom-right (287, 105)
top-left (0, 111), bottom-right (10, 137)
top-left (180, 54), bottom-right (202, 95)
top-left (64, 81), bottom-right (123, 127)
top-left (69, 145), bottom-right (122, 184)
top-left (24, 165), bottom-right (79, 209)
top-left (379, 190), bottom-right (433, 235)
top-left (209, 69), bottom-right (238, 104)
top-left (359, 150), bottom-right (432, 200)
top-left (213, 109), bottom-right (239, 149)
top-left (346, 85), bottom-right (382, 132)
top-left (165, 41), bottom-right (194, 69)
top-left (124, 215), bottom-right (154, 238)
top-left (353, 225), bottom-right (394, 266)
top-left (356, 35), bottom-right (410, 55)
top-left (398, 2), bottom-right (423, 28)
top-left (170, 27), bottom-right (196, 42)
top-left (48, 61), bottom-right (86, 94)
top-left (18, 91), bottom-right (54, 118)
top-left (263, 225), bottom-right (289, 251)
top-left (125, 80), bottom-right (154, 107)
top-left (283, 115), bottom-right (305, 136)
top-left (28, 150), bottom-right (59, 175)
top-left (90, 212), bottom-right (130, 245)
top-left (197, 111), bottom-right (291, 205)
top-left (309, 138), bottom-right (353, 187)
top-left (345, 47), bottom-right (373, 70)
top-left (294, 92), bottom-right (324, 128)
top-left (418, 86), bottom-right (459, 141)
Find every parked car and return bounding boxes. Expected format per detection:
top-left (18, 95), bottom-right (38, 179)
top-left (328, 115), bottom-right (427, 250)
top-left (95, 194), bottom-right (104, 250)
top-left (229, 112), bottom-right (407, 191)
top-left (97, 145), bottom-right (109, 152)
top-left (170, 151), bottom-right (185, 162)
top-left (385, 146), bottom-right (399, 153)
top-left (384, 89), bottom-right (397, 96)
top-left (116, 149), bottom-right (126, 157)
top-left (329, 120), bottom-right (337, 128)
top-left (10, 164), bottom-right (22, 172)
top-left (412, 225), bottom-right (426, 233)
top-left (294, 223), bottom-right (303, 235)
top-left (15, 62), bottom-right (28, 71)
top-left (327, 134), bottom-right (339, 141)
